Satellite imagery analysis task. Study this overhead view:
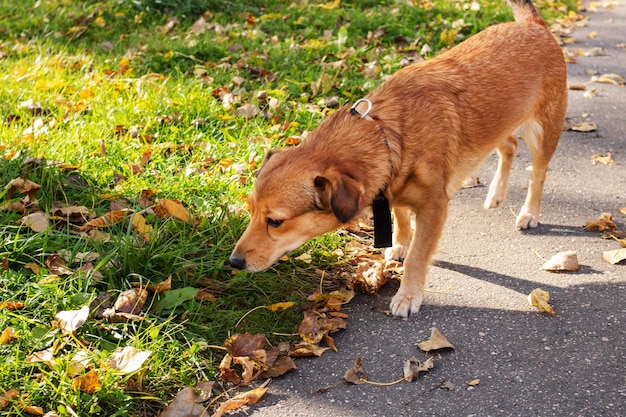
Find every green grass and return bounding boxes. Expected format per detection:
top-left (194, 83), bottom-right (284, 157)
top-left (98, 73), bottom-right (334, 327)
top-left (1, 0), bottom-right (576, 415)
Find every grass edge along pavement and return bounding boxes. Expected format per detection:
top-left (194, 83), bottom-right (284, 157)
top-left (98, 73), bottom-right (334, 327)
top-left (0, 1), bottom-right (578, 415)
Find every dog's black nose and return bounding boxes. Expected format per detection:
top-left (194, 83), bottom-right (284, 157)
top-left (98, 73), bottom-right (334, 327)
top-left (229, 255), bottom-right (246, 270)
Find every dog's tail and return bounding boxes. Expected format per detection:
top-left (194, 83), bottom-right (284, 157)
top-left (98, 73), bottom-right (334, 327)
top-left (507, 0), bottom-right (545, 24)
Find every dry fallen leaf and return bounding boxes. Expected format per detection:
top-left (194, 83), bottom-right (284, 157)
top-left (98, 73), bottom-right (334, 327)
top-left (154, 199), bottom-right (193, 223)
top-left (0, 300), bottom-right (24, 310)
top-left (260, 355), bottom-right (297, 378)
top-left (289, 341), bottom-right (329, 358)
top-left (403, 356), bottom-right (434, 382)
top-left (417, 327), bottom-right (455, 352)
top-left (78, 209), bottom-right (131, 231)
top-left (570, 121), bottom-right (597, 132)
top-left (159, 386), bottom-right (209, 417)
top-left (212, 387), bottom-right (267, 417)
top-left (113, 288), bottom-right (148, 315)
top-left (145, 276), bottom-right (172, 293)
top-left (53, 305), bottom-right (90, 335)
top-left (541, 250), bottom-right (579, 272)
top-left (19, 211), bottom-right (48, 232)
top-left (590, 73), bottom-right (625, 85)
top-left (131, 213), bottom-right (154, 241)
top-left (528, 288), bottom-right (555, 316)
top-left (591, 153), bottom-right (616, 166)
top-left (224, 333), bottom-right (267, 358)
top-left (584, 213), bottom-right (617, 232)
top-left (107, 346), bottom-right (152, 373)
top-left (343, 355), bottom-right (366, 385)
top-left (72, 370), bottom-right (101, 394)
top-left (45, 254), bottom-right (73, 275)
top-left (348, 260), bottom-right (388, 294)
top-left (467, 378), bottom-right (481, 387)
top-left (0, 389), bottom-right (19, 410)
top-left (603, 248), bottom-right (626, 265)
top-left (26, 347), bottom-right (56, 369)
top-left (0, 327), bottom-right (16, 345)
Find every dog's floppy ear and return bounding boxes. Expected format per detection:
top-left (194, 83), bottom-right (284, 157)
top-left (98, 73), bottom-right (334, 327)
top-left (314, 170), bottom-right (364, 223)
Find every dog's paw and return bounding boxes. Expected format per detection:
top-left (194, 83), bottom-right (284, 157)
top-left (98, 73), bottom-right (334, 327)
top-left (483, 192), bottom-right (502, 209)
top-left (390, 292), bottom-right (423, 318)
top-left (385, 244), bottom-right (409, 262)
top-left (516, 212), bottom-right (539, 229)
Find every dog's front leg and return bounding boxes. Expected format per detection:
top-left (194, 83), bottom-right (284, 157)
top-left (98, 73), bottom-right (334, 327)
top-left (390, 197), bottom-right (449, 317)
top-left (385, 206), bottom-right (412, 262)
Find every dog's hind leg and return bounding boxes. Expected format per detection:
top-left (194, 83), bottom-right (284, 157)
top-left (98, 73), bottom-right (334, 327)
top-left (385, 206), bottom-right (412, 262)
top-left (484, 135), bottom-right (519, 209)
top-left (515, 116), bottom-right (560, 229)
top-left (390, 195), bottom-right (449, 317)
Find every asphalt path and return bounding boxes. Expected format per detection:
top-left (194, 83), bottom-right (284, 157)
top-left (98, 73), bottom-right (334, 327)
top-left (240, 3), bottom-right (626, 416)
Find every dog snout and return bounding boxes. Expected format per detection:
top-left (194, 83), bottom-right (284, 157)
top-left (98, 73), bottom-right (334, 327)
top-left (229, 254), bottom-right (247, 270)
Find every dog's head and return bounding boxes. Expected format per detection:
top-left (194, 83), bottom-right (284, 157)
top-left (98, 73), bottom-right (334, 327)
top-left (229, 129), bottom-right (368, 272)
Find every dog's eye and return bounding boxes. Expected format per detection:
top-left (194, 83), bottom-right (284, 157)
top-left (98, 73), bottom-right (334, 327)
top-left (266, 218), bottom-right (284, 228)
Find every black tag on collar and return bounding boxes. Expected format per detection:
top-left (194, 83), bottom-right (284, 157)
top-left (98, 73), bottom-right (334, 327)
top-left (372, 194), bottom-right (392, 248)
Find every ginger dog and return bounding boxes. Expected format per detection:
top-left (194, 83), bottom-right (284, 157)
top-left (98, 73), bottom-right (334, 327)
top-left (230, 0), bottom-right (567, 317)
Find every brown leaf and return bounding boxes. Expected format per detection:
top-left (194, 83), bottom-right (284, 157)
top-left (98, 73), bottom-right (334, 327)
top-left (343, 355), bottom-right (366, 384)
top-left (0, 300), bottom-right (25, 310)
top-left (218, 354), bottom-right (241, 384)
top-left (0, 389), bottom-right (19, 410)
top-left (528, 288), bottom-right (556, 316)
top-left (289, 342), bottom-right (329, 358)
top-left (5, 177), bottom-right (40, 199)
top-left (72, 370), bottom-right (101, 394)
top-left (260, 355), bottom-right (297, 378)
top-left (113, 288), bottom-right (148, 315)
top-left (235, 103), bottom-right (260, 119)
top-left (78, 209), bottom-right (131, 231)
top-left (49, 205), bottom-right (93, 225)
top-left (45, 254), bottom-right (73, 275)
top-left (349, 260), bottom-right (388, 294)
top-left (159, 386), bottom-right (209, 417)
top-left (233, 355), bottom-right (258, 386)
top-left (212, 387), bottom-right (267, 417)
top-left (225, 333), bottom-right (267, 357)
top-left (19, 211), bottom-right (48, 232)
top-left (584, 213), bottom-right (617, 231)
top-left (403, 356), bottom-right (434, 382)
top-left (417, 327), bottom-right (455, 352)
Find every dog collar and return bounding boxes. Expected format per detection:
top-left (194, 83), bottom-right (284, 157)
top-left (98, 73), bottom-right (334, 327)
top-left (350, 98), bottom-right (393, 248)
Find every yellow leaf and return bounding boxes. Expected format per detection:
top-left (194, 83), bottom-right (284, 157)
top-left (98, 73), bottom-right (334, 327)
top-left (72, 370), bottom-right (101, 394)
top-left (439, 29), bottom-right (458, 45)
top-left (24, 262), bottom-right (41, 274)
top-left (267, 301), bottom-right (295, 312)
top-left (0, 327), bottom-right (16, 345)
top-left (131, 213), bottom-right (154, 241)
top-left (93, 17), bottom-right (106, 27)
top-left (155, 199), bottom-right (193, 223)
top-left (528, 288), bottom-right (555, 316)
top-left (467, 378), bottom-right (481, 386)
top-left (317, 0), bottom-right (340, 10)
